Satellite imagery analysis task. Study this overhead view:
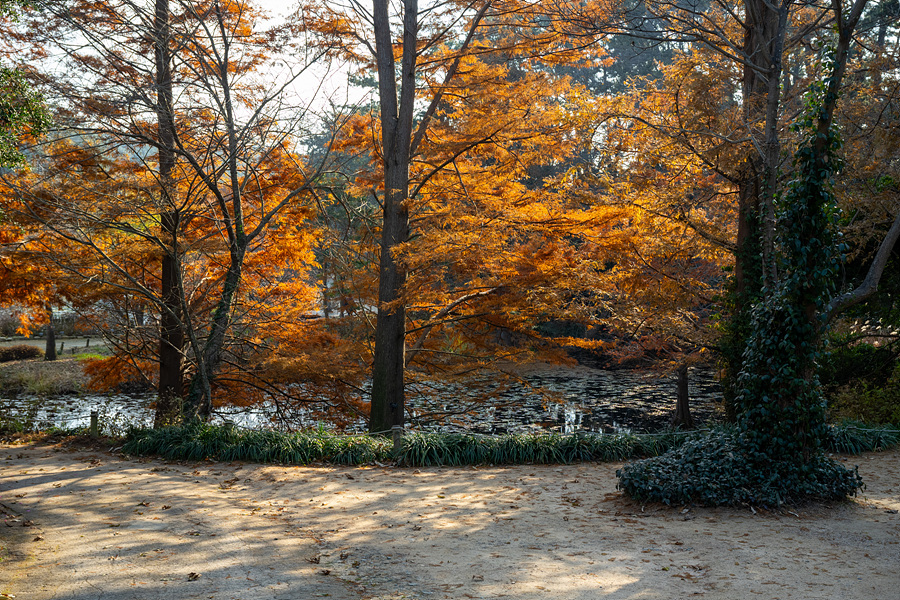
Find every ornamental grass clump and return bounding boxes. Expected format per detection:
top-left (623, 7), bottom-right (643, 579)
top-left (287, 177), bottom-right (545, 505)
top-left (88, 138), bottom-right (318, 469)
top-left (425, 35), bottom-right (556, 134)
top-left (123, 424), bottom-right (696, 466)
top-left (122, 423), bottom-right (389, 465)
top-left (122, 421), bottom-right (894, 472)
top-left (826, 421), bottom-right (900, 454)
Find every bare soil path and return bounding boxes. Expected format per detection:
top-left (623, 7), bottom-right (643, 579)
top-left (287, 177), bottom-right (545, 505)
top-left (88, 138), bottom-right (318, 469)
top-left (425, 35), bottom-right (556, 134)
top-left (1, 440), bottom-right (898, 600)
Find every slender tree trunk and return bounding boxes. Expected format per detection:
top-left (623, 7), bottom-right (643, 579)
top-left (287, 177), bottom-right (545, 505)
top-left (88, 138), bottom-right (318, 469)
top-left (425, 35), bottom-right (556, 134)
top-left (183, 249), bottom-right (246, 420)
top-left (154, 0), bottom-right (184, 428)
top-left (44, 310), bottom-right (56, 361)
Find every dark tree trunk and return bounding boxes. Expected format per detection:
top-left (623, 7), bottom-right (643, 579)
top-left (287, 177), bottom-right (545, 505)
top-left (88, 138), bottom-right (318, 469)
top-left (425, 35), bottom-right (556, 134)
top-left (723, 0), bottom-right (790, 414)
top-left (154, 0), bottom-right (184, 428)
top-left (741, 0), bottom-right (790, 289)
top-left (369, 0), bottom-right (417, 433)
top-left (365, 0), bottom-right (489, 433)
top-left (180, 1), bottom-right (255, 421)
top-left (370, 163), bottom-right (410, 432)
top-left (44, 313), bottom-right (56, 362)
top-left (671, 364), bottom-right (694, 429)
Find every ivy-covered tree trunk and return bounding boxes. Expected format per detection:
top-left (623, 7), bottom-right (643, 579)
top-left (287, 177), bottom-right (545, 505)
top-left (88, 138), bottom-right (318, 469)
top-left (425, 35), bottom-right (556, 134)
top-left (723, 0), bottom-right (791, 416)
top-left (738, 0), bottom-right (867, 463)
top-left (618, 0), bottom-right (869, 507)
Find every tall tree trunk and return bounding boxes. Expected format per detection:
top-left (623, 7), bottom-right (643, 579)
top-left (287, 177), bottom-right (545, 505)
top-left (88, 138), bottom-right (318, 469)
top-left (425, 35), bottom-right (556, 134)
top-left (181, 1), bottom-right (251, 421)
top-left (724, 0), bottom-right (791, 412)
top-left (369, 0), bottom-right (417, 433)
top-left (370, 163), bottom-right (411, 432)
top-left (154, 0), bottom-right (184, 428)
top-left (736, 0), bottom-right (791, 297)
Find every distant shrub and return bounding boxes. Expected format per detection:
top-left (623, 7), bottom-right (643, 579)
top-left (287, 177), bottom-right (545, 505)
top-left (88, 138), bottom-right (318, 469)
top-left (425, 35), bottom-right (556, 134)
top-left (0, 344), bottom-right (43, 362)
top-left (820, 341), bottom-right (897, 389)
top-left (828, 362), bottom-right (900, 425)
top-left (0, 313), bottom-right (21, 337)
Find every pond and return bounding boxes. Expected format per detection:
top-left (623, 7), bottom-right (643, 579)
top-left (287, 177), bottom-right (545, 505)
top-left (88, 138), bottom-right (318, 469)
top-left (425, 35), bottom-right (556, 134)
top-left (0, 366), bottom-right (723, 435)
top-left (420, 367), bottom-right (724, 434)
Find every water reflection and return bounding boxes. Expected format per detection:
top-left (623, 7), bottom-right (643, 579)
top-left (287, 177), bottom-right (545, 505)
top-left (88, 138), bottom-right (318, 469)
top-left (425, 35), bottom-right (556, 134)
top-left (0, 368), bottom-right (722, 434)
top-left (409, 368), bottom-right (722, 434)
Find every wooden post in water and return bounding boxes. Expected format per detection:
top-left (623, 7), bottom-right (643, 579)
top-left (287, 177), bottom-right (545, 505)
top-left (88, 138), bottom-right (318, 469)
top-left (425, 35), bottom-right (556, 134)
top-left (90, 411), bottom-right (99, 438)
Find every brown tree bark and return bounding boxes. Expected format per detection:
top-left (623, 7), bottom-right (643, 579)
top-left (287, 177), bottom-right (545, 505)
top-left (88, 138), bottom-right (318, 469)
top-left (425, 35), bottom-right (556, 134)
top-left (369, 0), bottom-right (416, 433)
top-left (154, 0), bottom-right (185, 428)
top-left (671, 363), bottom-right (694, 429)
top-left (44, 310), bottom-right (56, 362)
top-left (735, 0), bottom-right (792, 298)
top-left (366, 0), bottom-right (492, 433)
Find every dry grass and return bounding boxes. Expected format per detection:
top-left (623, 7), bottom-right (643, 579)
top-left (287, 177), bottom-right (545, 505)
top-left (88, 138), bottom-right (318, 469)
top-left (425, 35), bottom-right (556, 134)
top-left (0, 357), bottom-right (89, 395)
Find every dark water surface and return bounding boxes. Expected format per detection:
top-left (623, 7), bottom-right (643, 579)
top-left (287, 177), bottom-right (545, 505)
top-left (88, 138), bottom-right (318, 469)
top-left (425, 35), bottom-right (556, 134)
top-left (404, 368), bottom-right (723, 434)
top-left (0, 367), bottom-right (723, 434)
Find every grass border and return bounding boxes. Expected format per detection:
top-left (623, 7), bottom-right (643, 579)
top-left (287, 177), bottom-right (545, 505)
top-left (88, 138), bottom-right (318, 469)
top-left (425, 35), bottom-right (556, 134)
top-left (114, 421), bottom-right (900, 467)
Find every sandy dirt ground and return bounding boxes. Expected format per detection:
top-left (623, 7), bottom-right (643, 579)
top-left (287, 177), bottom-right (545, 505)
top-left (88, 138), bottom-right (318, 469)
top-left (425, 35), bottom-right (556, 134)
top-left (0, 441), bottom-right (898, 600)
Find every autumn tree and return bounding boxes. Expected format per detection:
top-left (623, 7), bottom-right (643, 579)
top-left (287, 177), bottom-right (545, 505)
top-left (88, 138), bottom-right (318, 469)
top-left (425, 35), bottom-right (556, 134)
top-left (558, 0), bottom-right (898, 391)
top-left (305, 0), bottom-right (641, 432)
top-left (0, 0), bottom-right (53, 356)
top-left (613, 0), bottom-right (900, 505)
top-left (3, 0), bottom-right (334, 422)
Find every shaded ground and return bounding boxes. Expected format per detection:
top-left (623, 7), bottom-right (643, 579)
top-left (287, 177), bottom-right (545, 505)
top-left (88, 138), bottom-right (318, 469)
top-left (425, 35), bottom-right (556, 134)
top-left (1, 440), bottom-right (898, 599)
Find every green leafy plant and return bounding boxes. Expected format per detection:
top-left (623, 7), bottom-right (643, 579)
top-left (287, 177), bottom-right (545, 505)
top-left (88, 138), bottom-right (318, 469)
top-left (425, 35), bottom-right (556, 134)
top-left (617, 429), bottom-right (863, 506)
top-left (828, 362), bottom-right (900, 425)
